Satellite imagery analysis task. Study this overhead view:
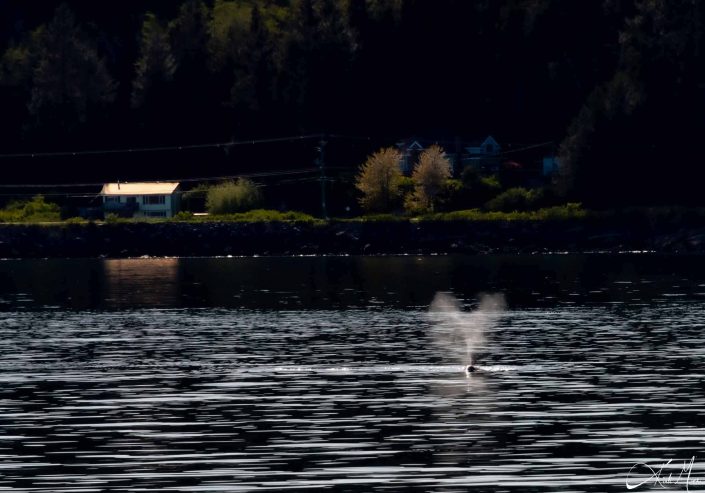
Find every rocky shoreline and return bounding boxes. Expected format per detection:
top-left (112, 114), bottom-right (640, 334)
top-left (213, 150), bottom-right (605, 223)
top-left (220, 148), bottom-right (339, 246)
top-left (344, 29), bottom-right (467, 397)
top-left (1, 219), bottom-right (705, 258)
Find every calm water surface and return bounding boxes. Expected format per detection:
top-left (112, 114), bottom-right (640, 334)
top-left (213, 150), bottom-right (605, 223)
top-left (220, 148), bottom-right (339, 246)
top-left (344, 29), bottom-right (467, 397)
top-left (1, 255), bottom-right (705, 492)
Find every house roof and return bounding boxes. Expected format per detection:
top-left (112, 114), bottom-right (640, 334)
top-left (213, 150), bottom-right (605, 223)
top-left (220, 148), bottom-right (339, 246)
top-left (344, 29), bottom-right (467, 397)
top-left (481, 136), bottom-right (500, 148)
top-left (101, 182), bottom-right (180, 196)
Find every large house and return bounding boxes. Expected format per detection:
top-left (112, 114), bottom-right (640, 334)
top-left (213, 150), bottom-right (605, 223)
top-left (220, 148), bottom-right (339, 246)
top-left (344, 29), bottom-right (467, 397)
top-left (461, 136), bottom-right (503, 172)
top-left (397, 136), bottom-right (560, 182)
top-left (398, 140), bottom-right (426, 174)
top-left (397, 136), bottom-right (503, 175)
top-left (100, 182), bottom-right (181, 218)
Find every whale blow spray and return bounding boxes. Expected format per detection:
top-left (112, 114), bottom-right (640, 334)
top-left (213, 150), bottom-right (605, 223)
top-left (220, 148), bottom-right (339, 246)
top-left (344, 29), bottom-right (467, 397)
top-left (429, 292), bottom-right (506, 367)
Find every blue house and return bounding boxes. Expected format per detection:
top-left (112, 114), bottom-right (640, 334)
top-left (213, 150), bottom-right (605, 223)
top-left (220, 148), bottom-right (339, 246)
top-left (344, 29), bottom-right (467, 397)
top-left (397, 140), bottom-right (425, 174)
top-left (543, 156), bottom-right (560, 176)
top-left (461, 136), bottom-right (503, 172)
top-left (397, 136), bottom-right (504, 175)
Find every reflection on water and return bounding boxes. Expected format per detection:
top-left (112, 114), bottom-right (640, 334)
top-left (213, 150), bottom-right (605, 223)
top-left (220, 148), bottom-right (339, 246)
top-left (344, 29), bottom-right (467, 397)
top-left (0, 255), bottom-right (704, 491)
top-left (1, 254), bottom-right (705, 310)
top-left (103, 258), bottom-right (179, 308)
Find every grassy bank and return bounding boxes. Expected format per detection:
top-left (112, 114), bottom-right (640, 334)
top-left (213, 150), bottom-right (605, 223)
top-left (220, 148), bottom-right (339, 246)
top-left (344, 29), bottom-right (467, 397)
top-left (5, 202), bottom-right (705, 227)
top-left (1, 203), bottom-right (589, 225)
top-left (346, 203), bottom-right (588, 223)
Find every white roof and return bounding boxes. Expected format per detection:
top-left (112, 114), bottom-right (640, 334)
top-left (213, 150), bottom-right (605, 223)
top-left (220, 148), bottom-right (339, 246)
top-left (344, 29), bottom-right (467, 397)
top-left (101, 182), bottom-right (180, 196)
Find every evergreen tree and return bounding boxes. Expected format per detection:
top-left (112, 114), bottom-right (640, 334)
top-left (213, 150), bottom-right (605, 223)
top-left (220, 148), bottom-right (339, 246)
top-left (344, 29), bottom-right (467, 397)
top-left (280, 0), bottom-right (356, 129)
top-left (232, 5), bottom-right (273, 113)
top-left (26, 4), bottom-right (116, 136)
top-left (169, 0), bottom-right (210, 69)
top-left (131, 12), bottom-right (177, 109)
top-left (168, 0), bottom-right (221, 140)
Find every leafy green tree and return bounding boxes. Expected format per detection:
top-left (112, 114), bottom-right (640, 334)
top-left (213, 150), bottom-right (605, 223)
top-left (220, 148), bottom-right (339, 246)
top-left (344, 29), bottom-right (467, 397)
top-left (406, 145), bottom-right (452, 213)
top-left (355, 147), bottom-right (404, 212)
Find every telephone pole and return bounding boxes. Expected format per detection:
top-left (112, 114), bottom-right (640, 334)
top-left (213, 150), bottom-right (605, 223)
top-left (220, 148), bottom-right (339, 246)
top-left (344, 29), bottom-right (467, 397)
top-left (317, 136), bottom-right (328, 219)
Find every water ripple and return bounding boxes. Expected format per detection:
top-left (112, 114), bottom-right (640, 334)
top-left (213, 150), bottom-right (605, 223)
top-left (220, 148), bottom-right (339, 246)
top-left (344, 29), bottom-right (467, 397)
top-left (0, 303), bottom-right (703, 491)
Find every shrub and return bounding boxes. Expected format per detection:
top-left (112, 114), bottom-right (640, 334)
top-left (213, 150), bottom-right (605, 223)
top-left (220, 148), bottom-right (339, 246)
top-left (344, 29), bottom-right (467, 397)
top-left (63, 216), bottom-right (88, 225)
top-left (0, 208), bottom-right (21, 223)
top-left (536, 203), bottom-right (587, 220)
top-left (349, 213), bottom-right (407, 222)
top-left (206, 209), bottom-right (320, 223)
top-left (172, 211), bottom-right (194, 221)
top-left (355, 147), bottom-right (404, 212)
top-left (457, 167), bottom-right (503, 208)
top-left (460, 165), bottom-right (480, 187)
top-left (480, 175), bottom-right (502, 193)
top-left (0, 195), bottom-right (60, 222)
top-left (104, 213), bottom-right (120, 223)
top-left (485, 187), bottom-right (544, 212)
top-left (206, 179), bottom-right (262, 214)
top-left (436, 178), bottom-right (464, 211)
top-left (418, 203), bottom-right (587, 222)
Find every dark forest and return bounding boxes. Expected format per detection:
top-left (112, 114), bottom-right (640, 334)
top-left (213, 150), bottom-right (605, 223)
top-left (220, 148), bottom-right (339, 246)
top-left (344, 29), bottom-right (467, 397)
top-left (1, 0), bottom-right (703, 207)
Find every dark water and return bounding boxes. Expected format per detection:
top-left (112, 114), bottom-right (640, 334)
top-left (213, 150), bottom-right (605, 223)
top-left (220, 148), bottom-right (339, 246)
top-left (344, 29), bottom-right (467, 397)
top-left (1, 255), bottom-right (705, 492)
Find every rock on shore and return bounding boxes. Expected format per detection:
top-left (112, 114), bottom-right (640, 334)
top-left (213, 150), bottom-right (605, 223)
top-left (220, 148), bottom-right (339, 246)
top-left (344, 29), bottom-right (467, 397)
top-left (1, 219), bottom-right (705, 258)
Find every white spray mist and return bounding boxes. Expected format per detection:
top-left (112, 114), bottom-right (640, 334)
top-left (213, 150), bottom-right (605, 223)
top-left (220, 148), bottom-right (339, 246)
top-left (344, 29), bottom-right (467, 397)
top-left (429, 292), bottom-right (506, 367)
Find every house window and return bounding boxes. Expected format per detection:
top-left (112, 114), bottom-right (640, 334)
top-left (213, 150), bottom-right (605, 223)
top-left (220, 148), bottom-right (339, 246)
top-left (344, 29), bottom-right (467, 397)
top-left (486, 144), bottom-right (494, 153)
top-left (126, 196), bottom-right (137, 204)
top-left (104, 196), bottom-right (120, 203)
top-left (143, 195), bottom-right (166, 205)
top-left (146, 211), bottom-right (166, 217)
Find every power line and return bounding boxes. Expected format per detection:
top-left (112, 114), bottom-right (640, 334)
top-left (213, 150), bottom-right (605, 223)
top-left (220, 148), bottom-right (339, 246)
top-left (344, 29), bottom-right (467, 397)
top-left (0, 132), bottom-right (553, 162)
top-left (0, 193), bottom-right (103, 198)
top-left (176, 168), bottom-right (319, 183)
top-left (0, 168), bottom-right (320, 189)
top-left (327, 134), bottom-right (373, 141)
top-left (0, 182), bottom-right (109, 189)
top-left (500, 141), bottom-right (555, 156)
top-left (0, 134), bottom-right (326, 160)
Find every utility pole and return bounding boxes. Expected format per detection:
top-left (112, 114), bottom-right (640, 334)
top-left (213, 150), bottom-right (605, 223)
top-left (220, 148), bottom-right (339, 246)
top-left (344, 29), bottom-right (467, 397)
top-left (316, 136), bottom-right (328, 219)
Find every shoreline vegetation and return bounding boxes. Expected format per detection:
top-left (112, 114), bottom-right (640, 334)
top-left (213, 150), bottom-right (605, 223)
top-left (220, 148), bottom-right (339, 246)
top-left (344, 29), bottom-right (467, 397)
top-left (3, 197), bottom-right (705, 258)
top-left (4, 197), bottom-right (705, 226)
top-left (2, 205), bottom-right (705, 258)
